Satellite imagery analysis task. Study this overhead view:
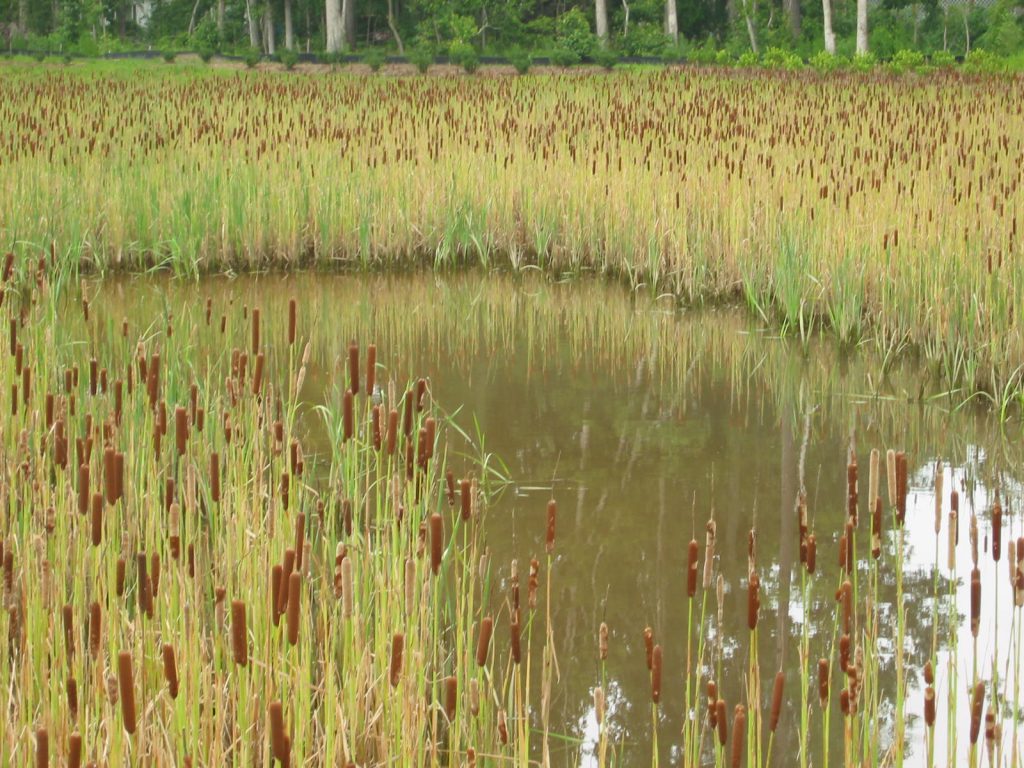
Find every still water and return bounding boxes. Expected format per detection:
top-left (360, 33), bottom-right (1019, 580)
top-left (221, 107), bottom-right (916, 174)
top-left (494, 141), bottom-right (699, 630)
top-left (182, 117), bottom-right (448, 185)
top-left (90, 271), bottom-right (1022, 766)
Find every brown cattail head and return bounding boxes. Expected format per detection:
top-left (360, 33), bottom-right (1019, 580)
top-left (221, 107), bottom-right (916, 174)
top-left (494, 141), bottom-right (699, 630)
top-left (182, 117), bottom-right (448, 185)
top-left (598, 621), bottom-right (609, 661)
top-left (546, 499), bottom-right (557, 554)
top-left (88, 601), bottom-right (101, 656)
top-left (730, 705), bottom-right (746, 768)
top-left (970, 681), bottom-right (985, 744)
top-left (269, 701), bottom-right (287, 760)
top-left (747, 571), bottom-right (760, 631)
top-left (460, 478), bottom-right (472, 521)
top-left (924, 686), bottom-right (936, 728)
top-left (818, 658), bottom-right (830, 704)
top-left (68, 732), bottom-right (82, 768)
top-left (162, 643), bottom-right (179, 699)
top-left (476, 616), bottom-right (493, 667)
top-left (287, 298), bottom-right (297, 345)
top-left (444, 676), bottom-right (458, 720)
top-left (390, 633), bottom-right (405, 687)
top-left (117, 651), bottom-right (137, 734)
top-left (687, 539), bottom-right (699, 598)
top-left (366, 344), bottom-right (376, 395)
top-left (806, 534), bottom-right (817, 574)
top-left (992, 499), bottom-right (1002, 562)
top-left (770, 671), bottom-right (785, 732)
top-left (651, 644), bottom-right (663, 704)
top-left (343, 389), bottom-right (354, 442)
top-left (210, 452), bottom-right (220, 503)
top-left (716, 699), bottom-right (728, 745)
top-left (429, 513), bottom-right (443, 576)
top-left (231, 601), bottom-right (247, 666)
top-left (924, 660), bottom-right (934, 685)
top-left (970, 569), bottom-right (981, 637)
top-left (510, 617), bottom-right (521, 664)
top-left (67, 676), bottom-right (78, 720)
top-left (35, 728), bottom-right (48, 768)
top-left (707, 681), bottom-right (718, 726)
top-left (644, 626), bottom-right (654, 670)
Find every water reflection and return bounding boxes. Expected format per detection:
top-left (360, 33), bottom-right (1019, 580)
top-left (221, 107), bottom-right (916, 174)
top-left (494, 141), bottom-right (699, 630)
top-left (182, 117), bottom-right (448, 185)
top-left (86, 272), bottom-right (1022, 766)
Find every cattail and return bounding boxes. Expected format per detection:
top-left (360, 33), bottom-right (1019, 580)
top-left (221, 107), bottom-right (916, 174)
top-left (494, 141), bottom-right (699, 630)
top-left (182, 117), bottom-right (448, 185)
top-left (546, 499), bottom-right (557, 554)
top-left (770, 671), bottom-right (785, 732)
top-left (594, 686), bottom-right (606, 724)
top-left (287, 298), bottom-right (297, 345)
top-left (840, 689), bottom-right (851, 716)
top-left (501, 613), bottom-right (518, 664)
top-left (476, 616), bottom-right (493, 666)
top-left (730, 706), bottom-right (745, 768)
top-left (62, 603), bottom-right (74, 662)
top-left (115, 556), bottom-right (126, 597)
top-left (444, 676), bottom-right (458, 720)
top-left (868, 448), bottom-right (879, 509)
top-left (687, 539), bottom-right (699, 597)
top-left (840, 579), bottom-right (853, 633)
top-left (342, 556), bottom-right (353, 618)
top-left (970, 568), bottom-right (981, 637)
top-left (365, 344), bottom-right (376, 394)
top-left (716, 699), bottom-right (728, 745)
top-left (269, 701), bottom-right (287, 760)
top-left (67, 677), bottom-right (78, 719)
top-left (497, 709), bottom-right (508, 745)
top-left (348, 343), bottom-right (359, 394)
top-left (992, 498), bottom-right (1002, 562)
top-left (77, 464), bottom-right (89, 515)
top-left (68, 732), bottom-right (82, 768)
top-left (88, 602), bottom-right (101, 656)
top-left (286, 572), bottom-right (301, 645)
top-left (430, 513), bottom-right (443, 575)
top-left (818, 658), bottom-right (829, 704)
top-left (390, 633), bottom-right (404, 687)
top-left (469, 678), bottom-right (480, 717)
top-left (886, 449), bottom-right (896, 507)
top-left (970, 514), bottom-right (979, 567)
top-left (90, 490), bottom-right (102, 547)
top-left (150, 553), bottom-right (161, 599)
top-left (924, 686), bottom-right (936, 727)
top-left (210, 452), bottom-right (220, 503)
top-left (747, 571), bottom-right (760, 630)
top-left (343, 389), bottom-right (353, 441)
top-left (948, 509), bottom-right (958, 571)
top-left (806, 534), bottom-right (816, 574)
top-left (35, 727), bottom-right (48, 768)
top-left (924, 660), bottom-right (934, 685)
top-left (598, 621), bottom-right (609, 661)
top-left (162, 644), bottom-right (178, 698)
top-left (707, 681), bottom-right (718, 726)
top-left (871, 497), bottom-right (882, 560)
top-left (278, 549), bottom-right (296, 614)
top-left (970, 681), bottom-right (985, 744)
top-left (117, 651), bottom-right (137, 734)
top-left (895, 451), bottom-right (908, 524)
top-left (174, 406), bottom-right (187, 455)
top-left (651, 644), bottom-right (663, 703)
top-left (231, 601), bottom-right (247, 666)
top-left (460, 478), bottom-right (472, 521)
top-left (250, 307), bottom-right (260, 353)
top-left (644, 626), bottom-right (654, 670)
top-left (933, 463), bottom-right (943, 534)
top-left (270, 564), bottom-right (283, 626)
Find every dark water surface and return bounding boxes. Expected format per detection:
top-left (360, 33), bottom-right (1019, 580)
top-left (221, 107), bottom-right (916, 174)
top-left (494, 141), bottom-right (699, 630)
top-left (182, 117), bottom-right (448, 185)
top-left (89, 272), bottom-right (1023, 766)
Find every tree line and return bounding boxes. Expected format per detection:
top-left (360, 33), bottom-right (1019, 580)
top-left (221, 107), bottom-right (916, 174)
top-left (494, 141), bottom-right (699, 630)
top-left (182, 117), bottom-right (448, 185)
top-left (1, 0), bottom-right (1021, 61)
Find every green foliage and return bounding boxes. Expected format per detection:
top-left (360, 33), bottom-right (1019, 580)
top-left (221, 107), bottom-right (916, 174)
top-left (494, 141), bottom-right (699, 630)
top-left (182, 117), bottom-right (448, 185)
top-left (506, 47), bottom-right (532, 74)
top-left (977, 0), bottom-right (1024, 56)
top-left (809, 51), bottom-right (845, 72)
top-left (163, 51), bottom-right (177, 63)
top-left (244, 49), bottom-right (261, 69)
top-left (689, 37), bottom-right (720, 64)
top-left (737, 50), bottom-right (758, 66)
top-left (852, 51), bottom-right (877, 71)
top-left (762, 46), bottom-right (802, 69)
top-left (279, 49), bottom-right (300, 71)
top-left (930, 49), bottom-right (956, 68)
top-left (198, 47), bottom-right (215, 64)
top-left (661, 42), bottom-right (688, 62)
top-left (409, 44), bottom-right (434, 73)
top-left (889, 48), bottom-right (925, 73)
top-left (362, 48), bottom-right (386, 71)
top-left (963, 48), bottom-right (1005, 73)
top-left (593, 48), bottom-right (619, 70)
top-left (556, 7), bottom-right (595, 60)
top-left (191, 17), bottom-right (220, 54)
top-left (715, 49), bottom-right (734, 65)
top-left (619, 22), bottom-right (669, 57)
top-left (550, 47), bottom-right (581, 67)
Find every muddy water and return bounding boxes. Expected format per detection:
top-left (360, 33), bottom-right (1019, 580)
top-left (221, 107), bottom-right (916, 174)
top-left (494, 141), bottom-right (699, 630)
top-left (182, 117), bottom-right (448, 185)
top-left (91, 272), bottom-right (1023, 766)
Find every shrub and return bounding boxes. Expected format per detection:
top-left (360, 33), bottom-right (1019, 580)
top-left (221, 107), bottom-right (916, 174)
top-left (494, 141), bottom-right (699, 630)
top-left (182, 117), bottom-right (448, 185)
top-left (279, 49), bottom-right (299, 70)
top-left (244, 49), bottom-right (261, 68)
top-left (809, 51), bottom-right (845, 72)
top-left (889, 48), bottom-right (925, 74)
top-left (506, 47), bottom-right (531, 75)
top-left (689, 38), bottom-right (719, 65)
top-left (550, 47), bottom-right (581, 67)
top-left (963, 48), bottom-right (1004, 74)
top-left (592, 48), bottom-right (619, 71)
top-left (198, 47), bottom-right (215, 63)
top-left (660, 42), bottom-right (688, 63)
top-left (557, 7), bottom-right (596, 60)
top-left (408, 44), bottom-right (433, 73)
top-left (762, 47), bottom-right (803, 69)
top-left (737, 51), bottom-right (758, 67)
top-left (930, 49), bottom-right (956, 69)
top-left (714, 49), bottom-right (734, 66)
top-left (448, 40), bottom-right (479, 72)
top-left (362, 48), bottom-right (386, 71)
top-left (163, 51), bottom-right (177, 63)
top-left (619, 21), bottom-right (668, 57)
top-left (851, 51), bottom-right (877, 72)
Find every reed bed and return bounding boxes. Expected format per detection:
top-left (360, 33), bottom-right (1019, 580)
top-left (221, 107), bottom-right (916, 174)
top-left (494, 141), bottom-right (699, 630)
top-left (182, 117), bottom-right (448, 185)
top-left (1, 66), bottom-right (1023, 402)
top-left (1, 264), bottom-right (1021, 764)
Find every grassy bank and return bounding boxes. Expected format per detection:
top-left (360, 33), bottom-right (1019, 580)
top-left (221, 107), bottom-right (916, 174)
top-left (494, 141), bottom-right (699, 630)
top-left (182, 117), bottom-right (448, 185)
top-left (1, 64), bottom-right (1022, 404)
